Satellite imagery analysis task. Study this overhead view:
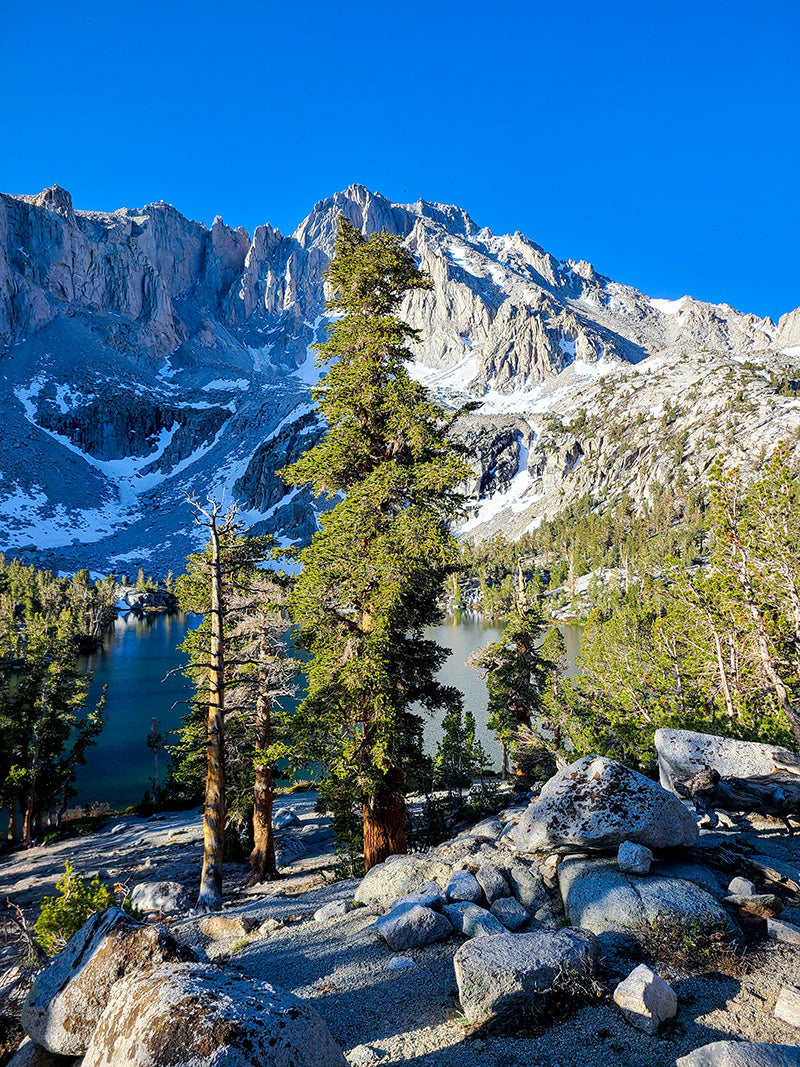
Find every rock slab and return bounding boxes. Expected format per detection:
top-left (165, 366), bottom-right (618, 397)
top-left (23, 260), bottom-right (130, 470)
top-left (507, 756), bottom-right (699, 853)
top-left (655, 728), bottom-right (800, 792)
top-left (454, 929), bottom-right (597, 1025)
top-left (82, 962), bottom-right (347, 1066)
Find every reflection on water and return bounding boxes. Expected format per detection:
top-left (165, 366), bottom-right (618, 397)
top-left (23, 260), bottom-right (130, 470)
top-left (420, 610), bottom-right (581, 772)
top-left (72, 609), bottom-right (581, 808)
top-left (73, 612), bottom-right (200, 808)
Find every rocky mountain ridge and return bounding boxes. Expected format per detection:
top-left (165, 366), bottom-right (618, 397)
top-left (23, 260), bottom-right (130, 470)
top-left (1, 183), bottom-right (798, 573)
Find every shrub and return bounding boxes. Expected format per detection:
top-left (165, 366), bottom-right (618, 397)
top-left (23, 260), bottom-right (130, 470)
top-left (34, 862), bottom-right (120, 956)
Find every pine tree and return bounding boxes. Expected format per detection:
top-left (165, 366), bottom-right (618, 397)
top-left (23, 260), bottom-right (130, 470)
top-left (471, 567), bottom-right (561, 779)
top-left (283, 216), bottom-right (469, 871)
top-left (174, 498), bottom-right (292, 908)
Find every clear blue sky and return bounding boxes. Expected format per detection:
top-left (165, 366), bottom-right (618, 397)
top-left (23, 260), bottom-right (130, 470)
top-left (3, 0), bottom-right (798, 321)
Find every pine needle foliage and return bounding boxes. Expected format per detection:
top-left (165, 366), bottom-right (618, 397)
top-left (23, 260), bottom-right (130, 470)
top-left (283, 216), bottom-right (470, 870)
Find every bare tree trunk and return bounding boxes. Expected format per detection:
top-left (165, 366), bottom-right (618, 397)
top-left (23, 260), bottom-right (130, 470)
top-left (363, 768), bottom-right (406, 872)
top-left (197, 514), bottom-right (226, 911)
top-left (247, 637), bottom-right (277, 885)
top-left (500, 743), bottom-right (509, 781)
top-left (7, 802), bottom-right (17, 842)
top-left (712, 627), bottom-right (736, 720)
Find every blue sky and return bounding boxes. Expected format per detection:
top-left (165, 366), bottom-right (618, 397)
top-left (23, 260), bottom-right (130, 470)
top-left (3, 0), bottom-right (798, 320)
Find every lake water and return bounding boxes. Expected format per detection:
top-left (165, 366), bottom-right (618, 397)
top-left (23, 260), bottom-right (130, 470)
top-left (73, 611), bottom-right (581, 809)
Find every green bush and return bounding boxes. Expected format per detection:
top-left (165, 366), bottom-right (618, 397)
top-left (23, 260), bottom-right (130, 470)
top-left (34, 862), bottom-right (120, 956)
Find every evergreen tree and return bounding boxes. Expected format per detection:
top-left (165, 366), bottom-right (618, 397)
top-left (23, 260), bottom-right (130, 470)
top-left (471, 570), bottom-right (561, 779)
top-left (173, 498), bottom-right (292, 908)
top-left (283, 216), bottom-right (469, 871)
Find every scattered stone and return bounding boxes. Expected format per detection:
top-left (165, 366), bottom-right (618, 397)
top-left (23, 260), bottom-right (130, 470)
top-left (490, 896), bottom-right (530, 931)
top-left (767, 918), bottom-right (800, 945)
top-left (655, 728), bottom-right (800, 792)
top-left (612, 963), bottom-right (677, 1035)
top-left (22, 909), bottom-right (196, 1056)
top-left (775, 986), bottom-right (800, 1029)
top-left (81, 962), bottom-right (348, 1067)
top-left (454, 929), bottom-right (597, 1025)
top-left (386, 956), bottom-right (415, 970)
top-left (258, 916), bottom-right (284, 935)
top-left (129, 881), bottom-right (189, 915)
top-left (446, 870), bottom-right (483, 904)
top-left (314, 900), bottom-right (350, 922)
top-left (676, 1042), bottom-right (800, 1066)
top-left (199, 915), bottom-right (260, 939)
top-left (273, 807), bottom-right (301, 830)
top-left (443, 902), bottom-right (506, 938)
top-left (373, 904), bottom-right (452, 951)
top-left (508, 756), bottom-right (699, 853)
top-left (728, 876), bottom-right (757, 896)
top-left (475, 865), bottom-right (511, 904)
top-left (617, 841), bottom-right (652, 875)
top-left (559, 856), bottom-right (732, 938)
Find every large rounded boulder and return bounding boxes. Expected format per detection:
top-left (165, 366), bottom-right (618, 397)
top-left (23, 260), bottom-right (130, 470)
top-left (82, 962), bottom-right (348, 1067)
top-left (506, 755), bottom-right (699, 853)
top-left (22, 909), bottom-right (196, 1056)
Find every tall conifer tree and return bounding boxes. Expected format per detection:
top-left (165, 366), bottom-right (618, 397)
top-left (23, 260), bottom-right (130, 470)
top-left (284, 217), bottom-right (468, 871)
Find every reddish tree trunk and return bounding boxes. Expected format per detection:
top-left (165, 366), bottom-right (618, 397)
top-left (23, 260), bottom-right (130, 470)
top-left (363, 768), bottom-right (406, 872)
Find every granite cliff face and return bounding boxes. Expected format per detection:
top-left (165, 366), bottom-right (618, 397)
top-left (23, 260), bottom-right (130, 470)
top-left (1, 183), bottom-right (798, 573)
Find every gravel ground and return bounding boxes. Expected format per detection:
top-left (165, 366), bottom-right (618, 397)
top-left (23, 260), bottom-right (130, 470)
top-left (3, 798), bottom-right (800, 1065)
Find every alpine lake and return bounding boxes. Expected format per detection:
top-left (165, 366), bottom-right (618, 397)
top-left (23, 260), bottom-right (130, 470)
top-left (73, 611), bottom-right (582, 810)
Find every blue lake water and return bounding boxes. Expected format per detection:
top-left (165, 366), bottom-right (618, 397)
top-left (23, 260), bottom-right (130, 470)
top-left (73, 611), bottom-right (581, 809)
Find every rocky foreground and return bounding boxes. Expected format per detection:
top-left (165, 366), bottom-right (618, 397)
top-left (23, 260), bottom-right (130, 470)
top-left (3, 732), bottom-right (800, 1065)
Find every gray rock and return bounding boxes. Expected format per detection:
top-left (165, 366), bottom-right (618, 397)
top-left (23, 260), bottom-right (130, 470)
top-left (655, 728), bottom-right (800, 792)
top-left (504, 862), bottom-right (548, 909)
top-left (650, 860), bottom-right (727, 900)
top-left (676, 1042), bottom-right (800, 1066)
top-left (768, 918), bottom-right (800, 944)
top-left (81, 962), bottom-right (347, 1067)
top-left (446, 870), bottom-right (483, 903)
top-left (507, 756), bottom-right (698, 853)
top-left (22, 909), bottom-right (196, 1056)
top-left (775, 986), bottom-right (800, 1029)
top-left (385, 956), bottom-right (415, 970)
top-left (6, 1038), bottom-right (75, 1066)
top-left (559, 856), bottom-right (732, 938)
top-left (728, 876), bottom-right (757, 896)
top-left (373, 904), bottom-right (452, 951)
top-left (347, 1045), bottom-right (385, 1065)
top-left (355, 854), bottom-right (453, 906)
top-left (272, 806), bottom-right (301, 830)
top-left (475, 865), bottom-right (511, 904)
top-left (274, 832), bottom-right (307, 869)
top-left (391, 881), bottom-right (444, 909)
top-left (454, 929), bottom-right (597, 1025)
top-left (612, 963), bottom-right (677, 1034)
top-left (443, 902), bottom-right (506, 938)
top-left (617, 841), bottom-right (652, 875)
top-left (489, 897), bottom-right (530, 931)
top-left (129, 881), bottom-right (189, 914)
top-left (314, 900), bottom-right (350, 922)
